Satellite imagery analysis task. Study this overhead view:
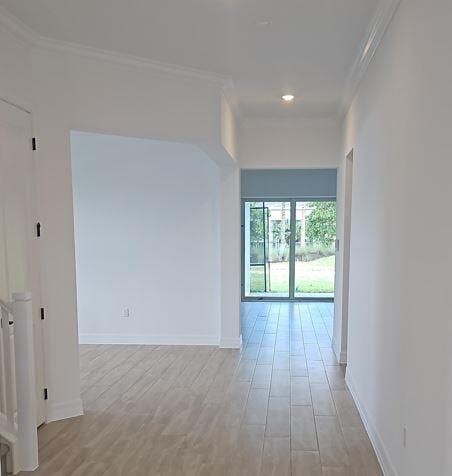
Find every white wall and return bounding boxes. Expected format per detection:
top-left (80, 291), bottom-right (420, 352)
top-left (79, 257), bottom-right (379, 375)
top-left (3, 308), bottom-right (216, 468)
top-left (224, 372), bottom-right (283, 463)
top-left (240, 117), bottom-right (341, 169)
top-left (340, 1), bottom-right (452, 475)
top-left (71, 132), bottom-right (220, 344)
top-left (0, 15), bottom-right (241, 422)
top-left (0, 13), bottom-right (337, 423)
top-left (30, 46), bottom-right (241, 421)
top-left (218, 164), bottom-right (241, 347)
top-left (0, 24), bottom-right (32, 111)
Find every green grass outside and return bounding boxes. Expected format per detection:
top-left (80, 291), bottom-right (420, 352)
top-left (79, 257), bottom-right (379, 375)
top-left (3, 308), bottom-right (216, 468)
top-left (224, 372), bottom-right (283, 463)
top-left (250, 255), bottom-right (335, 294)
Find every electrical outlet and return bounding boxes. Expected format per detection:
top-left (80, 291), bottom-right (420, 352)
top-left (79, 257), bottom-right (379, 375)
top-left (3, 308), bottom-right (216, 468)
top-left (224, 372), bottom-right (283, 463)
top-left (121, 307), bottom-right (130, 318)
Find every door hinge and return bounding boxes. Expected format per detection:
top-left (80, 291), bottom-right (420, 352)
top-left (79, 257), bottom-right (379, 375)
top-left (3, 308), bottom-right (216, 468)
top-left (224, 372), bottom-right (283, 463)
top-left (40, 307), bottom-right (45, 320)
top-left (31, 137), bottom-right (37, 151)
top-left (44, 388), bottom-right (48, 400)
top-left (36, 222), bottom-right (41, 237)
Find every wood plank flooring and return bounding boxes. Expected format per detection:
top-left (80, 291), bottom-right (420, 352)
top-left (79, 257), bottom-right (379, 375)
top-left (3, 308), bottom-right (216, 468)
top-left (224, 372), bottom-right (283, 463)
top-left (21, 302), bottom-right (382, 475)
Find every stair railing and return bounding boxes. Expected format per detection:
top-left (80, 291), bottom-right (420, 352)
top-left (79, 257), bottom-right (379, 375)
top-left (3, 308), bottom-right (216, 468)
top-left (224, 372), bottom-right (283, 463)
top-left (0, 293), bottom-right (38, 474)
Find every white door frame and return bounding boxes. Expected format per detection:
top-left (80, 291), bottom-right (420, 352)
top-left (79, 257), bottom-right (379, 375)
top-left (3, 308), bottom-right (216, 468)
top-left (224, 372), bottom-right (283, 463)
top-left (334, 149), bottom-right (354, 364)
top-left (0, 98), bottom-right (46, 425)
top-left (241, 197), bottom-right (337, 302)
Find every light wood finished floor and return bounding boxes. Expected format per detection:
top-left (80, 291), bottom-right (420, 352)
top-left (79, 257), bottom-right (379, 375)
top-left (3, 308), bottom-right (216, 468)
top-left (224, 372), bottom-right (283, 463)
top-left (21, 302), bottom-right (382, 475)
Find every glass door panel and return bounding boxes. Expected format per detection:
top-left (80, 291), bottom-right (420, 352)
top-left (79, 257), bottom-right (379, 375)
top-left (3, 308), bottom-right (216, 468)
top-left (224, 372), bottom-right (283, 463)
top-left (243, 199), bottom-right (336, 300)
top-left (294, 201), bottom-right (336, 298)
top-left (248, 203), bottom-right (268, 294)
top-left (244, 201), bottom-right (291, 298)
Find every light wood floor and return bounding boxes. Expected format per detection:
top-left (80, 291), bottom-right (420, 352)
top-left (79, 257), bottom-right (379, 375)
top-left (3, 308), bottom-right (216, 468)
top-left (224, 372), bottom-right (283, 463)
top-left (21, 302), bottom-right (382, 475)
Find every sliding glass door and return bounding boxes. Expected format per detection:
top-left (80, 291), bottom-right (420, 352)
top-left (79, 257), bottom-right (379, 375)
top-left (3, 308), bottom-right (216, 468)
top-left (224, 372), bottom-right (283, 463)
top-left (244, 201), bottom-right (291, 298)
top-left (243, 199), bottom-right (336, 300)
top-left (294, 201), bottom-right (336, 298)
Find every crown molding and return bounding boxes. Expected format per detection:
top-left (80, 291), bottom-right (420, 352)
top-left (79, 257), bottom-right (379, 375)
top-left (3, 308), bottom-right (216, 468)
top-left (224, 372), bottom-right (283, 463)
top-left (222, 79), bottom-right (244, 123)
top-left (0, 5), bottom-right (231, 86)
top-left (241, 115), bottom-right (339, 129)
top-left (338, 0), bottom-right (401, 118)
top-left (0, 1), bottom-right (401, 123)
top-left (35, 35), bottom-right (231, 84)
top-left (0, 5), bottom-right (37, 46)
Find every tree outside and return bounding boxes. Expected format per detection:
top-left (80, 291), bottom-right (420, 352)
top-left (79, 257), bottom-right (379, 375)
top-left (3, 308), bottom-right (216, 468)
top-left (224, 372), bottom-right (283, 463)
top-left (248, 201), bottom-right (336, 296)
top-left (306, 201), bottom-right (336, 247)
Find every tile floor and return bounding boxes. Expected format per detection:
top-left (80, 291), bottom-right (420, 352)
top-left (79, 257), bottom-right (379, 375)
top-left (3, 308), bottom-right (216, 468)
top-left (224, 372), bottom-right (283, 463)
top-left (21, 301), bottom-right (382, 475)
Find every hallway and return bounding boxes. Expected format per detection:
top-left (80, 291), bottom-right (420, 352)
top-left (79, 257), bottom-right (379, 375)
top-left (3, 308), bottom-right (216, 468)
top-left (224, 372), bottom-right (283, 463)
top-left (22, 302), bottom-right (381, 475)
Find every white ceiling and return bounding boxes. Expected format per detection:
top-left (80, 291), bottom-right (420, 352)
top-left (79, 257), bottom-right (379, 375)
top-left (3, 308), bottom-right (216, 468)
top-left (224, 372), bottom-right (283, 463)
top-left (0, 0), bottom-right (380, 119)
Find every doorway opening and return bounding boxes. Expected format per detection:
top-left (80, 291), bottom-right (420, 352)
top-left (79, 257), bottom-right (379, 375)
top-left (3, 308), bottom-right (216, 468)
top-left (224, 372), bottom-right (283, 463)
top-left (242, 198), bottom-right (336, 301)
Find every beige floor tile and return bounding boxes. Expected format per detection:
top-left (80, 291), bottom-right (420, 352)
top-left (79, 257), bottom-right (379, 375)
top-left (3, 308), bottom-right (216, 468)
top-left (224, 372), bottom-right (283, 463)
top-left (290, 377), bottom-right (312, 406)
top-left (324, 365), bottom-right (347, 391)
top-left (261, 437), bottom-right (291, 476)
top-left (341, 426), bottom-right (383, 476)
top-left (273, 351), bottom-right (290, 370)
top-left (227, 424), bottom-right (265, 476)
top-left (291, 405), bottom-right (318, 451)
top-left (311, 383), bottom-right (336, 416)
top-left (291, 451), bottom-right (322, 476)
top-left (316, 416), bottom-right (349, 468)
top-left (243, 388), bottom-right (269, 425)
top-left (270, 369), bottom-right (290, 397)
top-left (290, 355), bottom-right (308, 377)
top-left (265, 397), bottom-right (290, 437)
top-left (252, 364), bottom-right (272, 389)
top-left (257, 347), bottom-right (275, 365)
top-left (332, 389), bottom-right (364, 429)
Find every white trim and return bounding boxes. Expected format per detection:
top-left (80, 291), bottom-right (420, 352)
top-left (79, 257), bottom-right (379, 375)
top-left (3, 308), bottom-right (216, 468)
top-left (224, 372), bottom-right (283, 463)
top-left (36, 36), bottom-right (230, 84)
top-left (339, 0), bottom-right (401, 117)
top-left (0, 1), bottom-right (401, 120)
top-left (331, 337), bottom-right (347, 364)
top-left (346, 370), bottom-right (399, 476)
top-left (79, 333), bottom-right (219, 346)
top-left (222, 80), bottom-right (243, 123)
top-left (0, 5), bottom-right (230, 86)
top-left (0, 5), bottom-right (36, 46)
top-left (46, 398), bottom-right (83, 423)
top-left (219, 335), bottom-right (242, 349)
top-left (241, 115), bottom-right (338, 128)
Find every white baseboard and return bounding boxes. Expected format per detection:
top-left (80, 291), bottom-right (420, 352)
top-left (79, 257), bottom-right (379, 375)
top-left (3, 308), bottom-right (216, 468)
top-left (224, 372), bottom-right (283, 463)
top-left (332, 337), bottom-right (348, 364)
top-left (345, 371), bottom-right (399, 476)
top-left (219, 334), bottom-right (242, 349)
top-left (46, 398), bottom-right (84, 423)
top-left (79, 333), bottom-right (219, 346)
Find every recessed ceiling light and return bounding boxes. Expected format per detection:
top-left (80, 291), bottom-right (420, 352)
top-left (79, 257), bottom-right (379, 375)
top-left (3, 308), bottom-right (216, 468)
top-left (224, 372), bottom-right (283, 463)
top-left (281, 94), bottom-right (295, 102)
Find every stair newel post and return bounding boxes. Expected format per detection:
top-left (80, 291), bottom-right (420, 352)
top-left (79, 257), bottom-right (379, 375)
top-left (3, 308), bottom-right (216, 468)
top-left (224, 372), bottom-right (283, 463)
top-left (12, 292), bottom-right (38, 472)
